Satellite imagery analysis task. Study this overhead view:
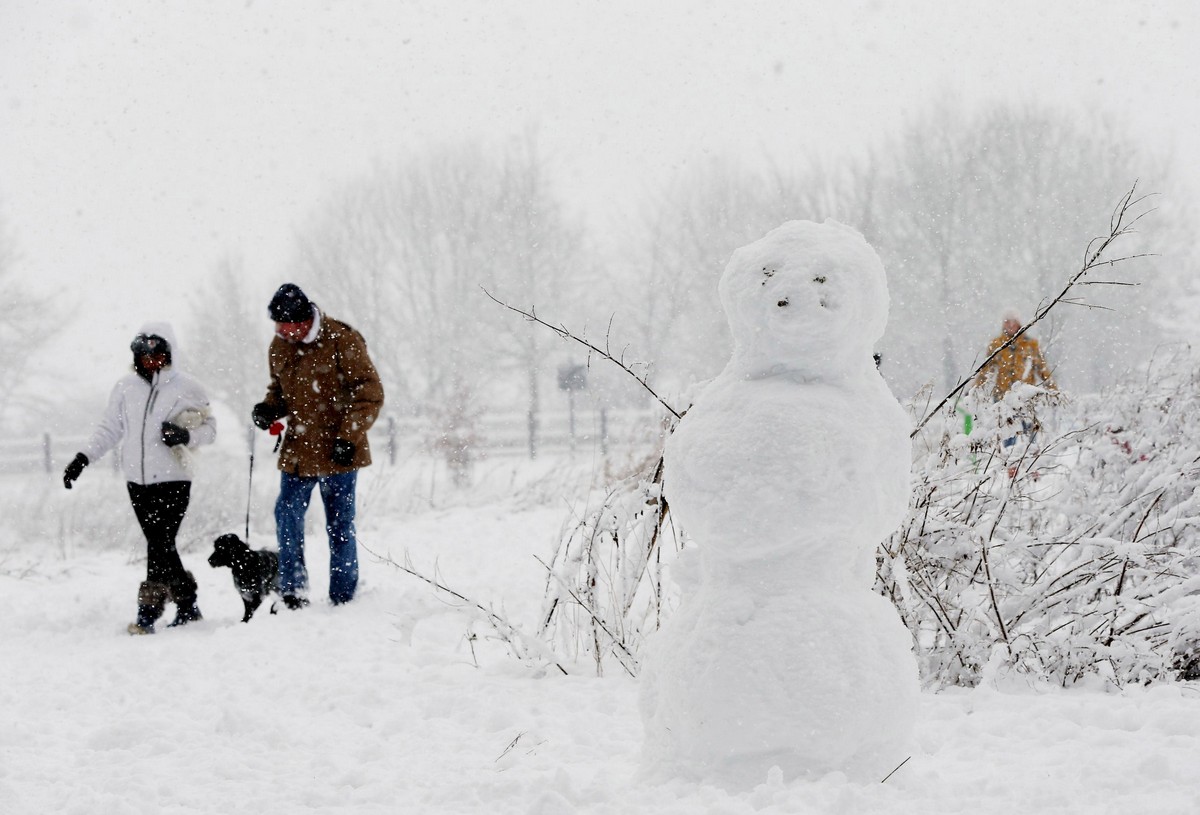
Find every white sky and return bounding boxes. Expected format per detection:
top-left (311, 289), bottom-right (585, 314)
top-left (2, 0), bottom-right (1198, 393)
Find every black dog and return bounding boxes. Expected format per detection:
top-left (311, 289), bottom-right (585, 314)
top-left (208, 533), bottom-right (280, 622)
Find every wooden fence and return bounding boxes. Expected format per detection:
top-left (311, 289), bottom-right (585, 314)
top-left (1, 407), bottom-right (663, 475)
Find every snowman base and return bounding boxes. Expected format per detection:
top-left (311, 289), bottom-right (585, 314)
top-left (640, 588), bottom-right (918, 788)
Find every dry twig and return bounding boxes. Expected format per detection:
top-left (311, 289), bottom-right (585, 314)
top-left (481, 287), bottom-right (683, 420)
top-left (912, 183), bottom-right (1157, 436)
top-left (363, 543), bottom-right (570, 676)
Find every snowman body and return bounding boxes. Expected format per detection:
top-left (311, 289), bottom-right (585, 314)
top-left (640, 220), bottom-right (918, 786)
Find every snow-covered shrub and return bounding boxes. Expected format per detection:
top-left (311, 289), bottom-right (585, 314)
top-left (538, 452), bottom-right (681, 676)
top-left (882, 352), bottom-right (1200, 688)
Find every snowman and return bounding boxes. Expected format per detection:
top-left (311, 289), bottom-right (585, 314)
top-left (640, 220), bottom-right (918, 787)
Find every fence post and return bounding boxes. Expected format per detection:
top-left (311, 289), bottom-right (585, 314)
top-left (43, 432), bottom-right (52, 474)
top-left (387, 416), bottom-right (397, 466)
top-left (567, 391), bottom-right (577, 453)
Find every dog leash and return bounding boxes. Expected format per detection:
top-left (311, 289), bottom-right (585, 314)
top-left (246, 418), bottom-right (287, 542)
top-left (246, 421), bottom-right (256, 542)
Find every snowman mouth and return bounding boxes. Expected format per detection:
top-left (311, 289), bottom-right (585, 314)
top-left (773, 295), bottom-right (830, 311)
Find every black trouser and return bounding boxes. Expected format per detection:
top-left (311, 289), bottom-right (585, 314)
top-left (127, 481), bottom-right (196, 605)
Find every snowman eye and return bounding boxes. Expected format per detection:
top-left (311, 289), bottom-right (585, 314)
top-left (777, 297), bottom-right (789, 308)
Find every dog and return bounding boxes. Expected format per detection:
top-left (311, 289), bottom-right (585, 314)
top-left (208, 533), bottom-right (280, 622)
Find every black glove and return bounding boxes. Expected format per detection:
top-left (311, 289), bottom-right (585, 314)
top-left (161, 422), bottom-right (190, 447)
top-left (63, 453), bottom-right (89, 489)
top-left (252, 400), bottom-right (288, 430)
top-left (332, 439), bottom-right (356, 467)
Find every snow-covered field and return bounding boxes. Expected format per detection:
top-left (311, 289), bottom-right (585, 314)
top-left (2, 456), bottom-right (1199, 814)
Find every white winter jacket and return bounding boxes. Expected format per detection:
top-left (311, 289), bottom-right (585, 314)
top-left (81, 326), bottom-right (217, 485)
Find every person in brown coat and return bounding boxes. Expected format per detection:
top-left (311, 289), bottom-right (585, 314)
top-left (252, 284), bottom-right (384, 607)
top-left (974, 312), bottom-right (1055, 399)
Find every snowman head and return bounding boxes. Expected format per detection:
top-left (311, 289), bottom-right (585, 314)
top-left (719, 219), bottom-right (888, 379)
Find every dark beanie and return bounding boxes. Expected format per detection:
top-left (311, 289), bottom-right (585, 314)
top-left (268, 283), bottom-right (314, 323)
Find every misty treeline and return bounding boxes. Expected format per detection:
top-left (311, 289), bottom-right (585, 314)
top-left (619, 101), bottom-right (1194, 404)
top-left (0, 214), bottom-right (51, 426)
top-left (0, 100), bottom-right (1194, 433)
top-left (174, 99), bottom-right (1197, 437)
top-left (186, 132), bottom-right (598, 438)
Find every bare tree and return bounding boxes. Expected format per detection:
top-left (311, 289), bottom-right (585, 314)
top-left (611, 157), bottom-right (851, 400)
top-left (186, 253), bottom-right (270, 427)
top-left (470, 129), bottom-right (589, 453)
top-left (864, 100), bottom-right (983, 391)
top-left (292, 144), bottom-right (500, 417)
top-left (289, 138), bottom-right (589, 453)
top-left (0, 211), bottom-right (50, 427)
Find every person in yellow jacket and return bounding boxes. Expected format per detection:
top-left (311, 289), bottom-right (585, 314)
top-left (974, 312), bottom-right (1055, 399)
top-left (974, 311), bottom-right (1056, 458)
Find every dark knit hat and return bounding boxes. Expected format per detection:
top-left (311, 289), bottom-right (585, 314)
top-left (130, 333), bottom-right (171, 362)
top-left (268, 283), bottom-right (314, 323)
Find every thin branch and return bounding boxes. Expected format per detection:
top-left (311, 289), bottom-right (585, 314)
top-left (534, 554), bottom-right (640, 677)
top-left (364, 544), bottom-right (570, 676)
top-left (482, 287), bottom-right (683, 420)
top-left (881, 756), bottom-right (912, 784)
top-left (912, 183), bottom-right (1156, 437)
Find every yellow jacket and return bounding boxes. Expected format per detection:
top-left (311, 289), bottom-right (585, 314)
top-left (974, 333), bottom-right (1054, 398)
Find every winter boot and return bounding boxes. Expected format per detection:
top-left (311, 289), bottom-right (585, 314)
top-left (166, 571), bottom-right (203, 628)
top-left (167, 603), bottom-right (203, 627)
top-left (128, 581), bottom-right (168, 635)
top-left (282, 594), bottom-right (309, 610)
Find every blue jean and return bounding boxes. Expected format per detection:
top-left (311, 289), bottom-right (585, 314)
top-left (275, 470), bottom-right (359, 604)
top-left (1003, 419), bottom-right (1036, 449)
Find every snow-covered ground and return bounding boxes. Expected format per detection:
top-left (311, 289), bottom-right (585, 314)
top-left (2, 457), bottom-right (1199, 814)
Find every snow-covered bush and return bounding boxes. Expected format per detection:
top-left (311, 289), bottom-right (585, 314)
top-left (881, 351), bottom-right (1200, 688)
top-left (537, 451), bottom-right (681, 676)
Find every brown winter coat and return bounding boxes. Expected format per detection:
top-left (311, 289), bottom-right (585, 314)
top-left (974, 332), bottom-right (1055, 399)
top-left (261, 312), bottom-right (384, 477)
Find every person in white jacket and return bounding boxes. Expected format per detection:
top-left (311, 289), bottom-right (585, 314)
top-left (62, 322), bottom-right (217, 634)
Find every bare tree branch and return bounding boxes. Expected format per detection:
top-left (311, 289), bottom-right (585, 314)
top-left (481, 287), bottom-right (684, 420)
top-left (534, 555), bottom-right (640, 678)
top-left (363, 543), bottom-right (570, 676)
top-left (911, 183), bottom-right (1156, 437)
